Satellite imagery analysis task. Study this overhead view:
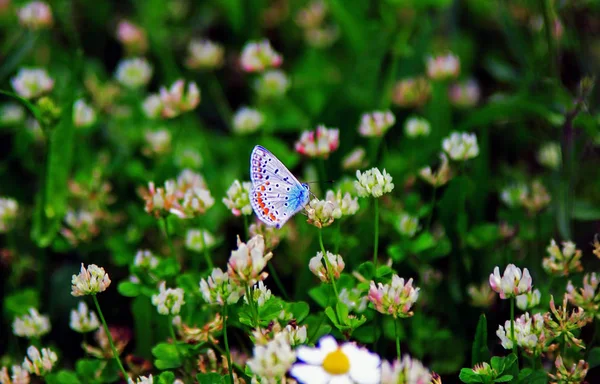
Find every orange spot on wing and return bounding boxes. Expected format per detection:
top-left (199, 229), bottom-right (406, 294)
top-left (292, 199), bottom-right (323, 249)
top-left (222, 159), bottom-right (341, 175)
top-left (269, 213), bottom-right (276, 221)
top-left (260, 186), bottom-right (265, 191)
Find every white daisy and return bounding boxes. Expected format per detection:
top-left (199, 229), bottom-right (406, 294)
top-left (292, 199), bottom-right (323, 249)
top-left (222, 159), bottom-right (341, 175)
top-left (290, 335), bottom-right (381, 384)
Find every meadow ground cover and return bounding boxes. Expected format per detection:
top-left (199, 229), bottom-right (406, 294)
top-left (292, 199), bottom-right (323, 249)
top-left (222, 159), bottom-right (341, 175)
top-left (1, 0), bottom-right (600, 383)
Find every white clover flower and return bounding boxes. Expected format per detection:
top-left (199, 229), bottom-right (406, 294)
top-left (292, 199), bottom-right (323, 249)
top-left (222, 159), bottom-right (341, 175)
top-left (342, 147), bottom-right (367, 170)
top-left (306, 198), bottom-right (340, 228)
top-left (142, 94), bottom-right (163, 119)
top-left (134, 249), bottom-right (159, 269)
top-left (175, 148), bottom-right (203, 169)
top-left (71, 263), bottom-right (111, 296)
top-left (244, 281), bottom-right (272, 307)
top-left (0, 197), bottom-right (18, 233)
top-left (358, 110), bottom-right (395, 137)
top-left (397, 212), bottom-right (419, 238)
top-left (325, 189), bottom-right (359, 217)
top-left (18, 1), bottom-right (53, 30)
top-left (497, 312), bottom-right (545, 352)
top-left (537, 142), bottom-right (562, 170)
top-left (72, 99), bottom-right (96, 128)
top-left (419, 153), bottom-right (452, 188)
top-left (381, 355), bottom-right (432, 384)
top-left (0, 365), bottom-right (30, 384)
top-left (355, 168), bottom-right (394, 198)
top-left (426, 52), bottom-right (460, 80)
top-left (185, 229), bottom-right (216, 253)
top-left (285, 324), bottom-right (308, 347)
top-left (199, 267), bottom-right (242, 306)
top-left (128, 375), bottom-right (153, 384)
top-left (489, 264), bottom-right (532, 299)
top-left (240, 40), bottom-right (283, 73)
top-left (254, 70), bottom-right (290, 98)
top-left (11, 68), bottom-right (54, 100)
top-left (516, 288), bottom-right (541, 311)
top-left (143, 129), bottom-right (171, 156)
top-left (442, 131), bottom-right (479, 161)
top-left (22, 346), bottom-right (57, 376)
top-left (404, 116), bottom-right (431, 138)
top-left (223, 180), bottom-right (253, 216)
top-left (116, 20), bottom-right (148, 54)
top-left (151, 281), bottom-right (185, 316)
top-left (247, 332), bottom-right (296, 381)
top-left (232, 107), bottom-right (264, 135)
top-left (181, 186), bottom-right (214, 217)
top-left (368, 275), bottom-right (420, 318)
top-left (115, 58), bottom-right (153, 88)
top-left (158, 79), bottom-right (201, 118)
top-left (12, 308), bottom-right (51, 339)
top-left (176, 169), bottom-right (207, 191)
top-left (228, 235), bottom-right (273, 285)
top-left (185, 39), bottom-right (224, 70)
top-left (449, 79), bottom-right (480, 108)
top-left (309, 251), bottom-right (345, 283)
top-left (0, 103), bottom-right (26, 125)
top-left (69, 301), bottom-right (100, 333)
top-left (338, 288), bottom-right (368, 313)
top-left (543, 239), bottom-right (583, 276)
top-left (291, 335), bottom-right (381, 384)
top-left (500, 183), bottom-right (528, 208)
top-left (295, 125), bottom-right (339, 158)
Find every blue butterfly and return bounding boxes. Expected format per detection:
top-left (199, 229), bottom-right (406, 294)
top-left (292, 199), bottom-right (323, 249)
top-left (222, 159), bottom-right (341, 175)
top-left (249, 145), bottom-right (310, 228)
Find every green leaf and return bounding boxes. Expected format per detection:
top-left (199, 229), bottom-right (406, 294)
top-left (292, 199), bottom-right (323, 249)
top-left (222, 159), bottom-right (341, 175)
top-left (388, 243), bottom-right (408, 263)
top-left (409, 232), bottom-right (437, 253)
top-left (197, 372), bottom-right (225, 384)
top-left (375, 265), bottom-right (393, 278)
top-left (152, 343), bottom-right (182, 369)
top-left (517, 368), bottom-right (547, 384)
top-left (46, 370), bottom-right (80, 384)
top-left (459, 368), bottom-right (485, 383)
top-left (157, 371), bottom-right (176, 384)
top-left (154, 257), bottom-right (181, 278)
top-left (495, 374), bottom-right (514, 383)
top-left (117, 281), bottom-right (141, 297)
top-left (356, 262), bottom-right (376, 280)
top-left (466, 223), bottom-right (500, 249)
top-left (572, 200), bottom-right (600, 221)
top-left (258, 299), bottom-right (284, 322)
top-left (3, 289), bottom-right (39, 318)
top-left (471, 314), bottom-right (489, 366)
top-left (76, 358), bottom-right (103, 379)
top-left (588, 347), bottom-right (600, 369)
top-left (325, 306), bottom-right (340, 327)
top-left (288, 301), bottom-right (310, 322)
top-left (308, 285), bottom-right (330, 309)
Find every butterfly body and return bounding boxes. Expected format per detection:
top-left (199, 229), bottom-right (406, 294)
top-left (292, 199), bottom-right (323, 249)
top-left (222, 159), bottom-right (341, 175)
top-left (250, 145), bottom-right (310, 228)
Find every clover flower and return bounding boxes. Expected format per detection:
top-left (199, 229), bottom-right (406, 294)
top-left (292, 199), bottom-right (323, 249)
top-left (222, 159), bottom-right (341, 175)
top-left (227, 235), bottom-right (273, 285)
top-left (71, 263), bottom-right (111, 296)
top-left (325, 189), bottom-right (359, 217)
top-left (304, 26), bottom-right (340, 48)
top-left (396, 212), bottom-right (419, 237)
top-left (381, 355), bottom-right (432, 384)
top-left (200, 268), bottom-right (243, 306)
top-left (141, 180), bottom-right (179, 217)
top-left (185, 39), bottom-right (224, 70)
top-left (467, 282), bottom-right (496, 308)
top-left (185, 229), bottom-right (216, 253)
top-left (449, 79), bottom-right (480, 108)
top-left (0, 103), bottom-right (25, 125)
top-left (222, 180), bottom-right (253, 216)
top-left (180, 187), bottom-right (215, 217)
top-left (295, 1), bottom-right (327, 29)
top-left (520, 180), bottom-right (551, 215)
top-left (404, 116), bottom-right (431, 138)
top-left (537, 142), bottom-right (562, 170)
top-left (142, 94), bottom-right (163, 119)
top-left (22, 346), bottom-right (57, 376)
top-left (284, 323), bottom-right (308, 347)
top-left (544, 294), bottom-right (590, 350)
top-left (247, 332), bottom-right (296, 381)
top-left (244, 281), bottom-right (272, 307)
top-left (175, 148), bottom-right (203, 169)
top-left (342, 147), bottom-right (367, 170)
top-left (543, 239), bottom-right (583, 276)
top-left (180, 314), bottom-right (223, 344)
top-left (116, 20), bottom-right (148, 55)
top-left (232, 107), bottom-right (264, 134)
top-left (254, 70), bottom-right (290, 98)
top-left (339, 288), bottom-right (368, 313)
top-left (426, 52), bottom-right (460, 80)
top-left (12, 308), bottom-right (51, 339)
top-left (18, 1), bottom-right (53, 30)
top-left (0, 197), bottom-right (18, 233)
top-left (516, 288), bottom-right (541, 311)
top-left (176, 169), bottom-right (207, 191)
top-left (115, 58), bottom-right (153, 88)
top-left (309, 251), bottom-right (345, 283)
top-left (500, 183), bottom-right (528, 208)
top-left (69, 301), bottom-right (100, 333)
top-left (249, 221), bottom-right (281, 251)
top-left (566, 273), bottom-right (600, 318)
top-left (133, 249), bottom-right (159, 270)
top-left (11, 68), bottom-right (54, 99)
top-left (142, 129), bottom-right (171, 157)
top-left (295, 125), bottom-right (339, 158)
top-left (152, 281), bottom-right (185, 316)
top-left (72, 99), bottom-right (96, 128)
top-left (497, 312), bottom-right (547, 353)
top-left (240, 40), bottom-right (283, 72)
top-left (368, 275), bottom-right (420, 318)
top-left (306, 198), bottom-right (339, 228)
top-left (355, 168), bottom-right (394, 198)
top-left (392, 77), bottom-right (431, 108)
top-left (442, 131), bottom-right (479, 161)
top-left (419, 153), bottom-right (452, 187)
top-left (83, 326), bottom-right (130, 359)
top-left (358, 110), bottom-right (395, 137)
top-left (549, 356), bottom-right (589, 384)
top-left (158, 79), bottom-right (201, 118)
top-left (489, 264), bottom-right (532, 299)
top-left (290, 335), bottom-right (381, 384)
top-left (0, 365), bottom-right (29, 384)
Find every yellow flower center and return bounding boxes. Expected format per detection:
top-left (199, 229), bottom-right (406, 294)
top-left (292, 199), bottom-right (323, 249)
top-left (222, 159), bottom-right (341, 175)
top-left (322, 348), bottom-right (350, 375)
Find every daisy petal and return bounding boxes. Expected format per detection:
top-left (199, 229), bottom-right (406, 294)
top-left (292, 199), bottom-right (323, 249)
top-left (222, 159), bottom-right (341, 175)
top-left (290, 364), bottom-right (330, 384)
top-left (330, 376), bottom-right (353, 384)
top-left (318, 335), bottom-right (339, 353)
top-left (296, 346), bottom-right (327, 365)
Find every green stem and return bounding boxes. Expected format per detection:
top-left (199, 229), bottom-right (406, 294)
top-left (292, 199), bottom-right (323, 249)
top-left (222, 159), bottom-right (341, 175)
top-left (92, 295), bottom-right (129, 380)
top-left (267, 262), bottom-right (289, 301)
top-left (168, 316), bottom-right (180, 357)
top-left (222, 304), bottom-right (235, 384)
top-left (394, 319), bottom-right (401, 358)
top-left (334, 220), bottom-right (342, 255)
top-left (425, 187), bottom-right (438, 231)
top-left (540, 0), bottom-right (557, 78)
top-left (373, 198), bottom-right (380, 267)
top-left (510, 297), bottom-right (516, 356)
top-left (208, 73), bottom-right (234, 130)
top-left (198, 227), bottom-right (213, 270)
top-left (243, 214), bottom-right (250, 240)
top-left (161, 217), bottom-right (176, 257)
top-left (318, 229), bottom-right (339, 299)
top-left (245, 284), bottom-right (258, 326)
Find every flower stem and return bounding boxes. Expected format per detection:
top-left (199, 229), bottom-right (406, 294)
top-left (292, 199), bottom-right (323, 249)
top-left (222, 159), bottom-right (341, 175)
top-left (168, 316), bottom-right (181, 358)
top-left (92, 295), bottom-right (129, 381)
top-left (425, 187), bottom-right (437, 231)
top-left (394, 319), bottom-right (401, 358)
top-left (245, 284), bottom-right (258, 326)
top-left (161, 217), bottom-right (176, 257)
top-left (373, 198), bottom-right (380, 267)
top-left (208, 73), bottom-right (234, 130)
top-left (319, 229), bottom-right (339, 299)
top-left (510, 297), bottom-right (516, 355)
top-left (222, 304), bottom-right (235, 384)
top-left (198, 227), bottom-right (213, 270)
top-left (334, 220), bottom-right (342, 255)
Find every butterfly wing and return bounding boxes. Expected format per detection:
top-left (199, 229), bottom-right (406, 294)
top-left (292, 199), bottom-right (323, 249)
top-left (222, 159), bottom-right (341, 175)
top-left (249, 145), bottom-right (309, 228)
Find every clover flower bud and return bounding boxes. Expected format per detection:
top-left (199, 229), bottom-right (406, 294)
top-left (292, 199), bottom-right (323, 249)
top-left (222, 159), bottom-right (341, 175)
top-left (520, 180), bottom-right (551, 215)
top-left (309, 251), bottom-right (345, 282)
top-left (381, 355), bottom-right (432, 384)
top-left (544, 294), bottom-right (590, 350)
top-left (71, 263), bottom-right (111, 296)
top-left (18, 1), bottom-right (53, 30)
top-left (368, 275), bottom-right (420, 318)
top-left (467, 282), bottom-right (496, 308)
top-left (295, 125), bottom-right (339, 158)
top-left (537, 142), bottom-right (562, 170)
top-left (449, 79), bottom-right (480, 108)
top-left (566, 273), bottom-right (600, 317)
top-left (199, 268), bottom-right (243, 306)
top-left (419, 153), bottom-right (452, 188)
top-left (549, 356), bottom-right (589, 383)
top-left (358, 110), bottom-right (395, 138)
top-left (185, 39), bottom-right (224, 70)
top-left (426, 53), bottom-right (460, 80)
top-left (355, 168), bottom-right (394, 198)
top-left (295, 1), bottom-right (327, 29)
top-left (116, 20), bottom-right (148, 55)
top-left (516, 288), bottom-right (541, 311)
top-left (244, 281), bottom-right (272, 307)
top-left (185, 229), bottom-right (216, 253)
top-left (240, 40), bottom-right (283, 73)
top-left (232, 107), bottom-right (264, 135)
top-left (404, 116), bottom-right (431, 138)
top-left (180, 314), bottom-right (223, 344)
top-left (142, 129), bottom-right (171, 157)
top-left (142, 94), bottom-right (163, 119)
top-left (342, 147), bottom-right (367, 170)
top-left (396, 212), bottom-right (419, 237)
top-left (543, 239), bottom-right (583, 276)
top-left (69, 301), bottom-right (100, 333)
top-left (115, 58), bottom-right (153, 88)
top-left (12, 308), bottom-right (51, 339)
top-left (22, 346), bottom-right (57, 376)
top-left (392, 77), bottom-right (431, 107)
top-left (500, 183), bottom-right (528, 208)
top-left (489, 264), bottom-right (532, 299)
top-left (227, 235), bottom-right (273, 285)
top-left (11, 68), bottom-right (54, 100)
top-left (152, 281), bottom-right (185, 316)
top-left (72, 99), bottom-right (96, 128)
top-left (0, 197), bottom-right (18, 233)
top-left (304, 26), bottom-right (340, 48)
top-left (285, 324), bottom-right (308, 347)
top-left (254, 70), bottom-right (290, 98)
top-left (442, 131), bottom-right (479, 161)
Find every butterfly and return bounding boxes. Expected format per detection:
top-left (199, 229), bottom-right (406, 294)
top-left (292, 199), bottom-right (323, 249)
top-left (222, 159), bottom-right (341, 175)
top-left (249, 145), bottom-right (310, 228)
